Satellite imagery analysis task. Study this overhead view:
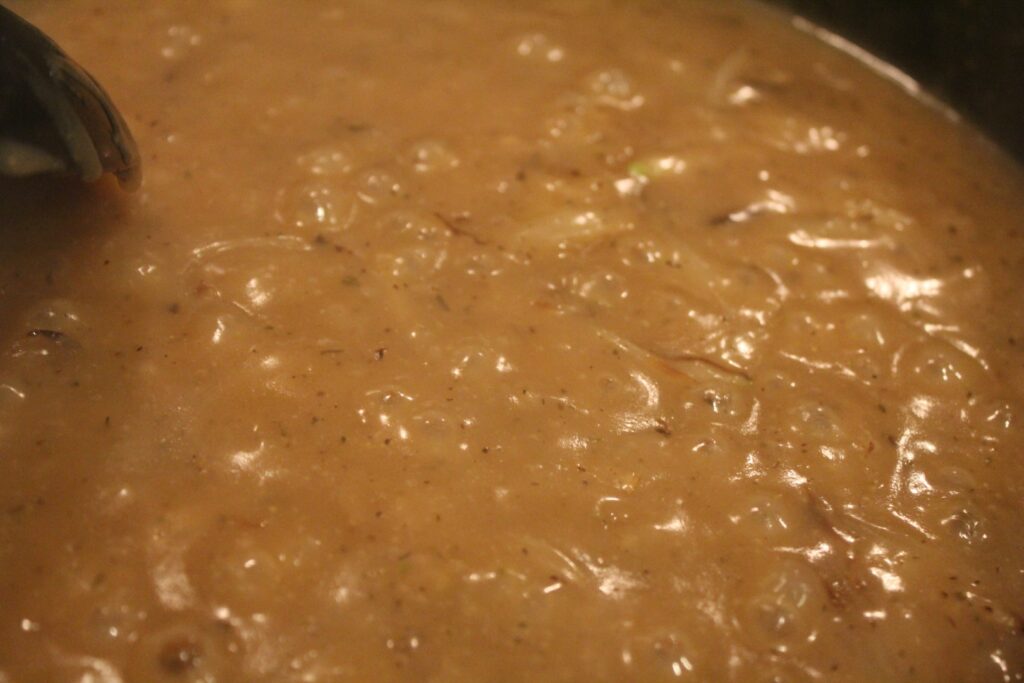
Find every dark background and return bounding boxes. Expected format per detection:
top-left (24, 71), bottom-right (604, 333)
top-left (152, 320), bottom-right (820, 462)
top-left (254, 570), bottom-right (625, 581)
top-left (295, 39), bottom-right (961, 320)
top-left (773, 0), bottom-right (1024, 162)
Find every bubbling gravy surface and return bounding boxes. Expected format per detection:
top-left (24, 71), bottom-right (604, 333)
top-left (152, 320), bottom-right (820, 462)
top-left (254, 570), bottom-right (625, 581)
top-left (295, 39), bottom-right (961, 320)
top-left (2, 1), bottom-right (1024, 681)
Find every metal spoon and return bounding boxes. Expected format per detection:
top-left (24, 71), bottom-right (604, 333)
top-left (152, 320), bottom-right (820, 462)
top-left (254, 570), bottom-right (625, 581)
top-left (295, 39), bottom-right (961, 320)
top-left (0, 4), bottom-right (140, 190)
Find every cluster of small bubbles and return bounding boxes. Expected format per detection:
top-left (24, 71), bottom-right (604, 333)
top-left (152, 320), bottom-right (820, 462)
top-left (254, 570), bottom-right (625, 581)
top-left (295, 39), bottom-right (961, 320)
top-left (585, 69), bottom-right (645, 110)
top-left (375, 210), bottom-right (450, 242)
top-left (768, 118), bottom-right (846, 154)
top-left (730, 487), bottom-right (820, 544)
top-left (370, 211), bottom-right (452, 280)
top-left (516, 209), bottom-right (629, 247)
top-left (514, 33), bottom-right (566, 62)
top-left (356, 167), bottom-right (405, 205)
top-left (793, 399), bottom-right (841, 436)
top-left (160, 24), bottom-right (201, 60)
top-left (595, 495), bottom-right (630, 526)
top-left (568, 269), bottom-right (630, 308)
top-left (739, 558), bottom-right (826, 651)
top-left (408, 139), bottom-right (460, 173)
top-left (276, 181), bottom-right (358, 234)
top-left (787, 398), bottom-right (848, 463)
top-left (296, 145), bottom-right (354, 176)
top-left (938, 504), bottom-right (987, 545)
top-left (358, 384), bottom-right (426, 444)
top-left (544, 93), bottom-right (609, 144)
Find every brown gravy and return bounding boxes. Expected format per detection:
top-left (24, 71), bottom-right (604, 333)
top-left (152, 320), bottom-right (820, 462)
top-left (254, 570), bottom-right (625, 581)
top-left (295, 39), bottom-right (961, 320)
top-left (1, 1), bottom-right (1023, 681)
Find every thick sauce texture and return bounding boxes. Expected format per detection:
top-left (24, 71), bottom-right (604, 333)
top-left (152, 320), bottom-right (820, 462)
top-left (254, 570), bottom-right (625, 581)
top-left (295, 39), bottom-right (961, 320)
top-left (1, 1), bottom-right (1024, 681)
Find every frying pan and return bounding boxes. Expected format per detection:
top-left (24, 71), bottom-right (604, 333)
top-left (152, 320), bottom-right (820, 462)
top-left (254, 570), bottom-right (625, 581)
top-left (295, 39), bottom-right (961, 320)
top-left (776, 0), bottom-right (1024, 161)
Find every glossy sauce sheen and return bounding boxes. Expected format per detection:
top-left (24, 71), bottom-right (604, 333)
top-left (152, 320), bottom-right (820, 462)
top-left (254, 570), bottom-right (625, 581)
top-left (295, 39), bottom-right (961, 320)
top-left (1, 1), bottom-right (1024, 681)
